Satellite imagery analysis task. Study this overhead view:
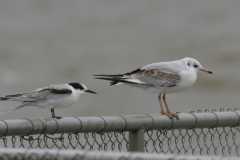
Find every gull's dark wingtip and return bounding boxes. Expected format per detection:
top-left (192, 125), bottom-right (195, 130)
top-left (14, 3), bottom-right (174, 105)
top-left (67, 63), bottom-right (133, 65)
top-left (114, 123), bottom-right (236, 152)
top-left (94, 77), bottom-right (118, 86)
top-left (94, 77), bottom-right (113, 81)
top-left (93, 74), bottom-right (123, 77)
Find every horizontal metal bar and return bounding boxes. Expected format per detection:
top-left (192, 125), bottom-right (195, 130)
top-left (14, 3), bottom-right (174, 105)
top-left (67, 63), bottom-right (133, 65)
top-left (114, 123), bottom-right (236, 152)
top-left (0, 149), bottom-right (239, 160)
top-left (0, 111), bottom-right (239, 136)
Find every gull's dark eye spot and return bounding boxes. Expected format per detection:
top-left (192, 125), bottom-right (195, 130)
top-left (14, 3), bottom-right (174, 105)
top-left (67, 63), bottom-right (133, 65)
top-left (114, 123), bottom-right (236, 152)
top-left (194, 65), bottom-right (198, 68)
top-left (188, 62), bottom-right (190, 67)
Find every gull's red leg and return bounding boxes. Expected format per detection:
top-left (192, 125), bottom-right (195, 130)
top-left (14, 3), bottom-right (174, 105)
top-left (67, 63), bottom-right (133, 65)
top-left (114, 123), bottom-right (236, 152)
top-left (158, 93), bottom-right (173, 119)
top-left (163, 93), bottom-right (179, 120)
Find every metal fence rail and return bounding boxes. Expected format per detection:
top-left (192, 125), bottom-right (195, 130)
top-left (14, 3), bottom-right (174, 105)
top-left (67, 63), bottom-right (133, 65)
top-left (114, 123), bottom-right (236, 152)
top-left (0, 149), bottom-right (239, 160)
top-left (0, 109), bottom-right (239, 156)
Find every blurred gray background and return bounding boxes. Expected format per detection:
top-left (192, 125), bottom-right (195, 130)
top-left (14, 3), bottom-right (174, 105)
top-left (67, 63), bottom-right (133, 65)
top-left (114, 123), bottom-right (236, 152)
top-left (0, 1), bottom-right (239, 119)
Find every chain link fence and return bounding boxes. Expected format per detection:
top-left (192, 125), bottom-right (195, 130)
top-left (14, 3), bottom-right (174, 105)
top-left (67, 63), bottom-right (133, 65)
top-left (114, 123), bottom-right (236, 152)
top-left (0, 108), bottom-right (239, 157)
top-left (0, 127), bottom-right (239, 156)
top-left (0, 133), bottom-right (128, 151)
top-left (145, 127), bottom-right (240, 155)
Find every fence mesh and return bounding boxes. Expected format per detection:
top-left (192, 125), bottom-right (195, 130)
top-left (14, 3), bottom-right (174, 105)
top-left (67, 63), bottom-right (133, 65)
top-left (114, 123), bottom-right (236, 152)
top-left (0, 127), bottom-right (239, 156)
top-left (145, 127), bottom-right (240, 156)
top-left (0, 108), bottom-right (239, 157)
top-left (0, 132), bottom-right (129, 151)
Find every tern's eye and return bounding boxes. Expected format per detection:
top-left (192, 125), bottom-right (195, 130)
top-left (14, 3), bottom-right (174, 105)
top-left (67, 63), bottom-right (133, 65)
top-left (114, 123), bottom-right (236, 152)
top-left (194, 64), bottom-right (198, 68)
top-left (188, 62), bottom-right (190, 67)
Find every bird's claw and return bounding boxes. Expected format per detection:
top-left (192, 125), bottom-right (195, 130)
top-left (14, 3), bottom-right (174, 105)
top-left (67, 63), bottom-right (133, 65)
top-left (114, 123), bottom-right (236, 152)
top-left (52, 116), bottom-right (62, 119)
top-left (161, 112), bottom-right (179, 120)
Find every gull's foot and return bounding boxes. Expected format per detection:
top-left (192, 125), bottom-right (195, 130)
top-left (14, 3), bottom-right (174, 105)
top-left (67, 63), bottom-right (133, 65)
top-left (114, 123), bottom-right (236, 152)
top-left (52, 116), bottom-right (62, 119)
top-left (161, 112), bottom-right (179, 120)
top-left (168, 112), bottom-right (179, 120)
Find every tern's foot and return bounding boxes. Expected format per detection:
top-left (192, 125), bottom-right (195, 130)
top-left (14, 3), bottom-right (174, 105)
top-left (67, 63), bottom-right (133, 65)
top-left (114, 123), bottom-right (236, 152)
top-left (161, 112), bottom-right (179, 120)
top-left (52, 116), bottom-right (62, 119)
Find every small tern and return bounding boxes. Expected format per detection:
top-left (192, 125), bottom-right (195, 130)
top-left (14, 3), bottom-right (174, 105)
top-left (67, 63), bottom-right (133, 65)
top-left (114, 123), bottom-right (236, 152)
top-left (94, 57), bottom-right (212, 120)
top-left (0, 82), bottom-right (96, 118)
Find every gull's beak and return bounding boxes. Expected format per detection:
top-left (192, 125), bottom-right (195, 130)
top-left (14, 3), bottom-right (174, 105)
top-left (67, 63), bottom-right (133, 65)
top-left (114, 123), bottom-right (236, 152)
top-left (200, 68), bottom-right (213, 74)
top-left (85, 89), bottom-right (97, 94)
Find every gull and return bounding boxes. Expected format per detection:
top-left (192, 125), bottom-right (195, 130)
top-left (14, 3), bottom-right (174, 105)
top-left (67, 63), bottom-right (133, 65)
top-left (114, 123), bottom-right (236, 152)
top-left (94, 57), bottom-right (212, 119)
top-left (0, 82), bottom-right (96, 118)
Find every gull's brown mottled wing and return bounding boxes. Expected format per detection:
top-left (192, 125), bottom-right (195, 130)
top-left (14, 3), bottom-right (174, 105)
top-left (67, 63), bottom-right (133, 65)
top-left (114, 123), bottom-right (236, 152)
top-left (132, 68), bottom-right (181, 87)
top-left (94, 61), bottom-right (182, 87)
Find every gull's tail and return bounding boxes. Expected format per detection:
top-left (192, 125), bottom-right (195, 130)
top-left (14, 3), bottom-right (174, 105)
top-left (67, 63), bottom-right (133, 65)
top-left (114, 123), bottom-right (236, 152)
top-left (95, 77), bottom-right (139, 86)
top-left (93, 74), bottom-right (123, 78)
top-left (94, 75), bottom-right (143, 86)
top-left (94, 68), bottom-right (144, 86)
top-left (0, 102), bottom-right (29, 115)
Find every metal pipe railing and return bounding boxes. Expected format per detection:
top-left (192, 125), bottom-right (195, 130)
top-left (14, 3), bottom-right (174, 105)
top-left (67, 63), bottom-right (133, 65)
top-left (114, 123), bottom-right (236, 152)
top-left (0, 111), bottom-right (239, 136)
top-left (0, 149), bottom-right (239, 160)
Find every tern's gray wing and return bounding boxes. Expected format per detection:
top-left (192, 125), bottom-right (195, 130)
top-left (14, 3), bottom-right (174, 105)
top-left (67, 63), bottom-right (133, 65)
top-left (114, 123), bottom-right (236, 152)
top-left (0, 84), bottom-right (72, 102)
top-left (0, 93), bottom-right (36, 102)
top-left (27, 85), bottom-right (72, 101)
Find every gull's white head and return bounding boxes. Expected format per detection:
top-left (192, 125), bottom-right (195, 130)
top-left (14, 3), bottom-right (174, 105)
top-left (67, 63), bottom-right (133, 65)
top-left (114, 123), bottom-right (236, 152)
top-left (182, 57), bottom-right (213, 74)
top-left (68, 82), bottom-right (97, 95)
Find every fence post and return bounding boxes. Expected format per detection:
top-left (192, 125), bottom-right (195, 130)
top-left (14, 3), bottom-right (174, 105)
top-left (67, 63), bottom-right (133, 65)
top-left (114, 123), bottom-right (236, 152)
top-left (128, 126), bottom-right (145, 152)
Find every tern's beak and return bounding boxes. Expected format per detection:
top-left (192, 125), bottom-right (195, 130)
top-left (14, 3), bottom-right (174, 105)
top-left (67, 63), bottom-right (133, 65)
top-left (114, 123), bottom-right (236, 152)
top-left (200, 68), bottom-right (213, 74)
top-left (85, 89), bottom-right (97, 94)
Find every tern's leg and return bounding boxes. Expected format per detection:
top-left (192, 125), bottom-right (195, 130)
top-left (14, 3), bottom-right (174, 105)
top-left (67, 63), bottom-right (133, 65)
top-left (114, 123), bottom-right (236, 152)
top-left (163, 93), bottom-right (179, 120)
top-left (158, 93), bottom-right (173, 119)
top-left (50, 108), bottom-right (62, 119)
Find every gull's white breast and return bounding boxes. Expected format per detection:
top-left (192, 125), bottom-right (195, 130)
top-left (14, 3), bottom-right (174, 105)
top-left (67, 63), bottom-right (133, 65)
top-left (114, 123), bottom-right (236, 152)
top-left (127, 69), bottom-right (197, 94)
top-left (163, 69), bottom-right (197, 93)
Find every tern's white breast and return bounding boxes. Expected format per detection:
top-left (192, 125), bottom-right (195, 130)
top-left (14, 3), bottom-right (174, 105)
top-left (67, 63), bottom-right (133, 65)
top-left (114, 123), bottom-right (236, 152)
top-left (32, 91), bottom-right (80, 109)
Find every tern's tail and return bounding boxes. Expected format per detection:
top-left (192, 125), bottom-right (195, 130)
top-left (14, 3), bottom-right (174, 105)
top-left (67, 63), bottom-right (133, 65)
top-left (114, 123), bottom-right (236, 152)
top-left (0, 97), bottom-right (11, 100)
top-left (0, 102), bottom-right (29, 115)
top-left (0, 94), bottom-right (35, 102)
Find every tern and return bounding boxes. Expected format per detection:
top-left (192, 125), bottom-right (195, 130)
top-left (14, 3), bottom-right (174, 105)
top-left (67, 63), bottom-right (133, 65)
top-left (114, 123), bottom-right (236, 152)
top-left (0, 82), bottom-right (96, 118)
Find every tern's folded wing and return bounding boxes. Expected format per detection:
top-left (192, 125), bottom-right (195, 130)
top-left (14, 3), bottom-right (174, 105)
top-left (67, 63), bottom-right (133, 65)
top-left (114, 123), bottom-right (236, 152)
top-left (29, 88), bottom-right (72, 100)
top-left (0, 93), bottom-right (36, 102)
